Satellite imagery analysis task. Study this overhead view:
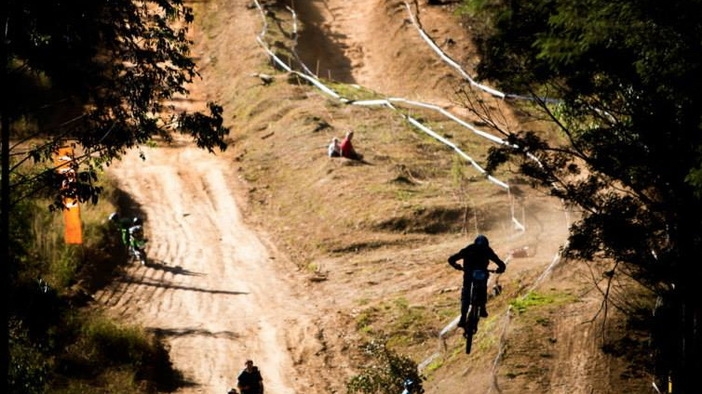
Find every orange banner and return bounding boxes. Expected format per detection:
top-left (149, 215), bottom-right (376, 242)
top-left (53, 146), bottom-right (83, 244)
top-left (63, 197), bottom-right (83, 244)
top-left (54, 147), bottom-right (74, 175)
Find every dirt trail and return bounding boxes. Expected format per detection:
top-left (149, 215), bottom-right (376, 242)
top-left (294, 0), bottom-right (476, 104)
top-left (95, 142), bottom-right (325, 392)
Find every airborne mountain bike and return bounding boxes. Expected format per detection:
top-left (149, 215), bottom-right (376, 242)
top-left (462, 269), bottom-right (498, 354)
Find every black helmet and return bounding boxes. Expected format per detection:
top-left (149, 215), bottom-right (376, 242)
top-left (108, 212), bottom-right (119, 222)
top-left (132, 217), bottom-right (142, 226)
top-left (474, 234), bottom-right (489, 247)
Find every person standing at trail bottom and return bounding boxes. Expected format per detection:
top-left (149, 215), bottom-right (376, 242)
top-left (237, 359), bottom-right (264, 394)
top-left (448, 234), bottom-right (506, 329)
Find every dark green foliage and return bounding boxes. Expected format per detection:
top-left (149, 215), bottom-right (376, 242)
top-left (1, 162), bottom-right (184, 390)
top-left (464, 0), bottom-right (702, 390)
top-left (4, 204), bottom-right (181, 391)
top-left (70, 317), bottom-right (183, 391)
top-left (3, 3), bottom-right (228, 386)
top-left (687, 147), bottom-right (702, 197)
top-left (5, 0), bottom-right (229, 210)
top-left (9, 320), bottom-right (49, 394)
top-left (347, 339), bottom-right (424, 394)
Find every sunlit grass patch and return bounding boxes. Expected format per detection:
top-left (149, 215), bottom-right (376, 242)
top-left (510, 291), bottom-right (576, 314)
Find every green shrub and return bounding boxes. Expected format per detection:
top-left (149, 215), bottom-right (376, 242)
top-left (347, 338), bottom-right (425, 394)
top-left (9, 319), bottom-right (49, 394)
top-left (7, 175), bottom-right (181, 392)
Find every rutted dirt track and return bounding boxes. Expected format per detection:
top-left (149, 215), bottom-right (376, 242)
top-left (95, 142), bottom-right (325, 393)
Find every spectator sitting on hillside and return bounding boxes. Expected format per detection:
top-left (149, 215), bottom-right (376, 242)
top-left (328, 137), bottom-right (341, 157)
top-left (340, 130), bottom-right (363, 160)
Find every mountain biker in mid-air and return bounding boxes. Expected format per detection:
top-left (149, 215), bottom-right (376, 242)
top-left (448, 235), bottom-right (506, 333)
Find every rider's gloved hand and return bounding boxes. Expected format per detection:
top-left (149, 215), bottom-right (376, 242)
top-left (448, 259), bottom-right (463, 271)
top-left (495, 267), bottom-right (505, 274)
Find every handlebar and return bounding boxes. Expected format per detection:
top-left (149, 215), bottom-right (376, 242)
top-left (451, 265), bottom-right (504, 274)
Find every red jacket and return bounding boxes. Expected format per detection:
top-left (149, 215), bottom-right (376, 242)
top-left (340, 137), bottom-right (355, 158)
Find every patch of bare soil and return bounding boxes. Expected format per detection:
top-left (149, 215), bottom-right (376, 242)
top-left (94, 0), bottom-right (649, 393)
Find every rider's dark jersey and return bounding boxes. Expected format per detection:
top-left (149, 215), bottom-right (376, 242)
top-left (237, 367), bottom-right (263, 394)
top-left (448, 243), bottom-right (506, 285)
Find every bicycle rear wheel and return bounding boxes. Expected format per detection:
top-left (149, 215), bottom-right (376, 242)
top-left (464, 307), bottom-right (480, 354)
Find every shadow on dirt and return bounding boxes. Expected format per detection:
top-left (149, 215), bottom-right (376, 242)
top-left (330, 237), bottom-right (425, 254)
top-left (374, 206), bottom-right (468, 234)
top-left (116, 276), bottom-right (250, 296)
top-left (145, 260), bottom-right (206, 276)
top-left (280, 0), bottom-right (356, 84)
top-left (149, 327), bottom-right (240, 340)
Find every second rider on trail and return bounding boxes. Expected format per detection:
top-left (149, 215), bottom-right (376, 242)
top-left (128, 217), bottom-right (148, 265)
top-left (448, 235), bottom-right (506, 333)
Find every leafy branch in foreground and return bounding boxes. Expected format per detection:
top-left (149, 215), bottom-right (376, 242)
top-left (4, 0), bottom-right (229, 210)
top-left (458, 0), bottom-right (702, 391)
top-left (2, 0), bottom-right (230, 388)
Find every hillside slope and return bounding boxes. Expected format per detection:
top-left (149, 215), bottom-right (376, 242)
top-left (103, 0), bottom-right (650, 392)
